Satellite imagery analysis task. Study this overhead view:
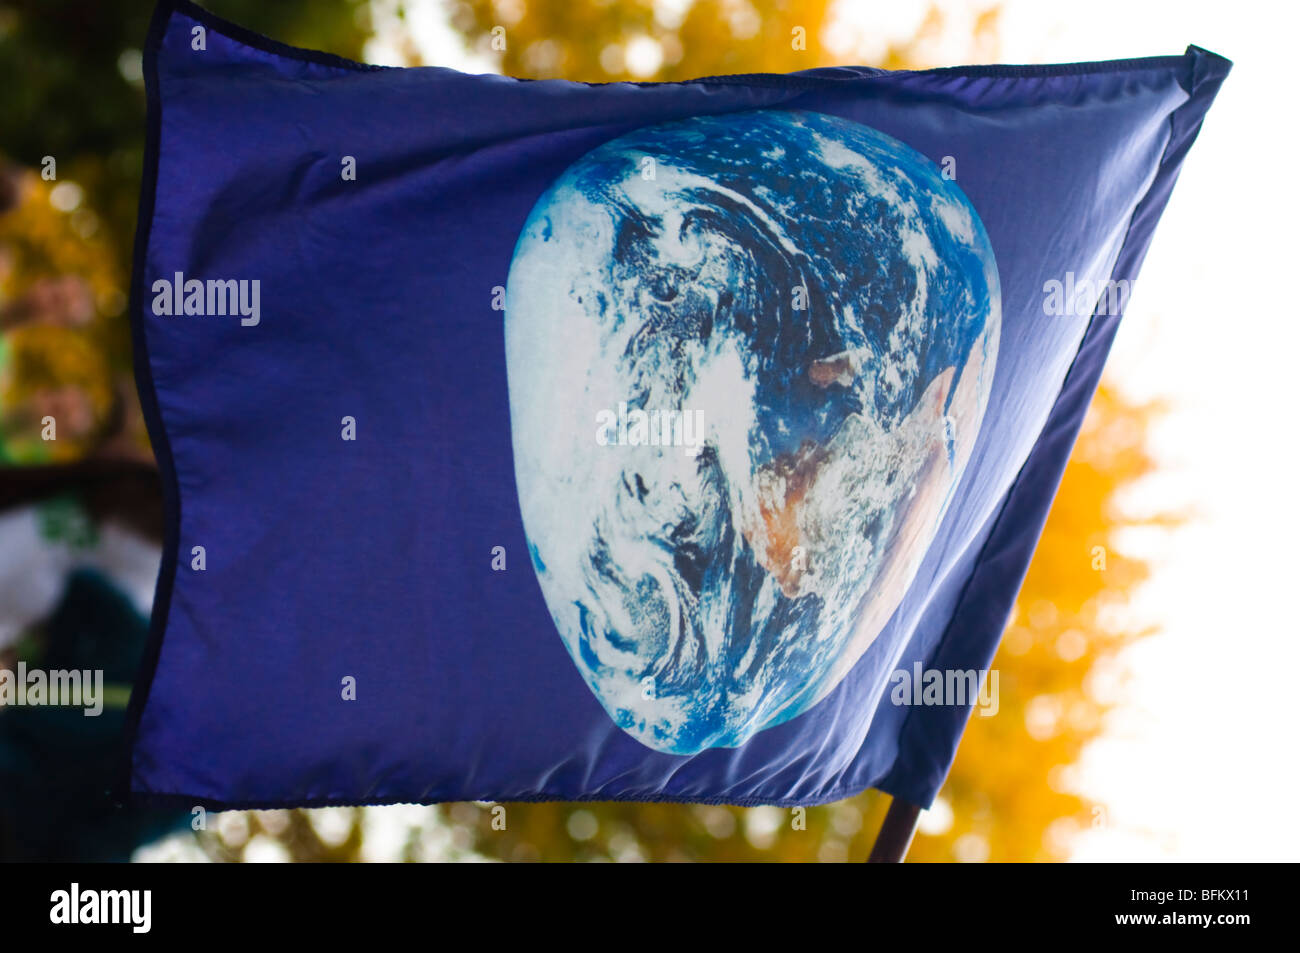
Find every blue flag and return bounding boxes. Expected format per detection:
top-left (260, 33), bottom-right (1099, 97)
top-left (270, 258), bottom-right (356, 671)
top-left (124, 0), bottom-right (1228, 809)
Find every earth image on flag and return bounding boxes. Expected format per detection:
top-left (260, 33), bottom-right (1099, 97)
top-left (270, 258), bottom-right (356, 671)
top-left (505, 109), bottom-right (1000, 755)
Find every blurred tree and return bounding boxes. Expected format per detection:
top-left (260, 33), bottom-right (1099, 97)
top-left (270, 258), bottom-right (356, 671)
top-left (438, 0), bottom-right (1000, 81)
top-left (0, 0), bottom-right (373, 454)
top-left (0, 0), bottom-right (374, 264)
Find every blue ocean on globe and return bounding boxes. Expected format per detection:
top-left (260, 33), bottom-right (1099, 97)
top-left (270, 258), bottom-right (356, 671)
top-left (505, 108), bottom-right (1000, 755)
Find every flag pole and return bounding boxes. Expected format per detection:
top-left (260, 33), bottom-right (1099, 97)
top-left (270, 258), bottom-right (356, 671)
top-left (867, 795), bottom-right (920, 862)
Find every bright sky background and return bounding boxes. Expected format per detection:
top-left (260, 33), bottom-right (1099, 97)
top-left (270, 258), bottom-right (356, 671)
top-left (363, 0), bottom-right (1297, 862)
top-left (988, 0), bottom-right (1300, 864)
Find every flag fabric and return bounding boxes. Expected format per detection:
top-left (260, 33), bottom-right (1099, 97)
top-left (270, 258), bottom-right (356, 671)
top-left (124, 0), bottom-right (1228, 809)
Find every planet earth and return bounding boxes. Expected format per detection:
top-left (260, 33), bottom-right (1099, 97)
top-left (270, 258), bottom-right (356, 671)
top-left (505, 108), bottom-right (1000, 755)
